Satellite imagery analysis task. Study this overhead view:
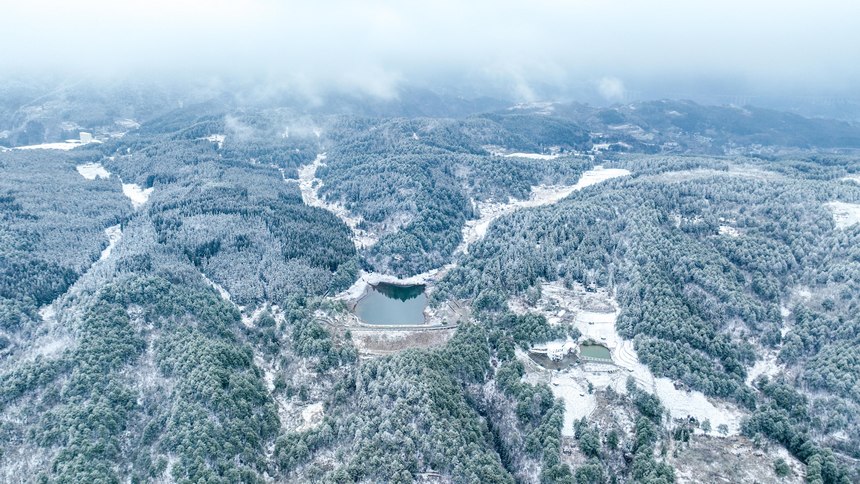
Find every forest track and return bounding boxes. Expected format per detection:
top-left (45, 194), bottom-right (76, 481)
top-left (320, 315), bottom-right (458, 332)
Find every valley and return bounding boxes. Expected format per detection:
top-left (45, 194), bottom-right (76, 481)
top-left (3, 3), bottom-right (860, 481)
top-left (1, 98), bottom-right (859, 484)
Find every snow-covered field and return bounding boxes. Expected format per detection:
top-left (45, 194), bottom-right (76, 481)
top-left (515, 281), bottom-right (745, 437)
top-left (504, 152), bottom-right (559, 160)
top-left (296, 154), bottom-right (378, 249)
top-left (16, 141), bottom-right (85, 151)
top-left (16, 137), bottom-right (101, 151)
top-left (826, 201), bottom-right (860, 229)
top-left (718, 225), bottom-right (741, 237)
top-left (484, 145), bottom-right (560, 160)
top-left (745, 349), bottom-right (783, 385)
top-left (76, 163), bottom-right (111, 180)
top-left (202, 134), bottom-right (226, 149)
top-left (122, 183), bottom-right (154, 209)
top-left (297, 402), bottom-right (325, 432)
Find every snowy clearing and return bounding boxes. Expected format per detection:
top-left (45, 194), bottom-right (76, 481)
top-left (122, 183), bottom-right (154, 209)
top-left (504, 152), bottom-right (560, 160)
top-left (296, 153), bottom-right (378, 249)
top-left (484, 145), bottom-right (561, 160)
top-left (718, 225), bottom-right (741, 237)
top-left (514, 281), bottom-right (745, 437)
top-left (99, 225), bottom-right (122, 261)
top-left (745, 349), bottom-right (783, 385)
top-left (826, 201), bottom-right (860, 229)
top-left (16, 135), bottom-right (101, 151)
top-left (202, 134), bottom-right (226, 149)
top-left (297, 402), bottom-right (325, 432)
top-left (16, 141), bottom-right (85, 151)
top-left (76, 163), bottom-right (111, 180)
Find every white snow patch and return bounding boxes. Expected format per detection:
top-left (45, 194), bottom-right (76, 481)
top-left (504, 152), bottom-right (560, 160)
top-left (16, 141), bottom-right (84, 151)
top-left (519, 355), bottom-right (596, 436)
top-left (254, 353), bottom-right (277, 392)
top-left (297, 402), bottom-right (325, 432)
top-left (202, 134), bottom-right (226, 149)
top-left (654, 377), bottom-right (742, 435)
top-left (485, 145), bottom-right (561, 160)
top-left (99, 225), bottom-right (122, 261)
top-left (16, 133), bottom-right (101, 151)
top-left (38, 305), bottom-right (57, 324)
top-left (826, 201), bottom-right (860, 229)
top-left (122, 183), bottom-right (154, 209)
top-left (32, 334), bottom-right (72, 358)
top-left (718, 225), bottom-right (741, 237)
top-left (76, 162), bottom-right (111, 180)
top-left (745, 350), bottom-right (783, 386)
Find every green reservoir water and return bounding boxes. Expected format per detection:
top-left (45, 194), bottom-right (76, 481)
top-left (580, 344), bottom-right (612, 361)
top-left (354, 283), bottom-right (426, 325)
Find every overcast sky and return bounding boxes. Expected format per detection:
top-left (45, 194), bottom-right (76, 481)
top-left (3, 0), bottom-right (859, 103)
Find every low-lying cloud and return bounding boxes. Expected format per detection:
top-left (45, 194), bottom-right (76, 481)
top-left (597, 77), bottom-right (626, 102)
top-left (3, 0), bottom-right (859, 102)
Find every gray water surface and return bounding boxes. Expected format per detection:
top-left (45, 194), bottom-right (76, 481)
top-left (354, 282), bottom-right (427, 325)
top-left (580, 343), bottom-right (612, 361)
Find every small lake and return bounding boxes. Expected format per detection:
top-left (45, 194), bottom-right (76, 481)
top-left (580, 343), bottom-right (612, 362)
top-left (354, 283), bottom-right (427, 325)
